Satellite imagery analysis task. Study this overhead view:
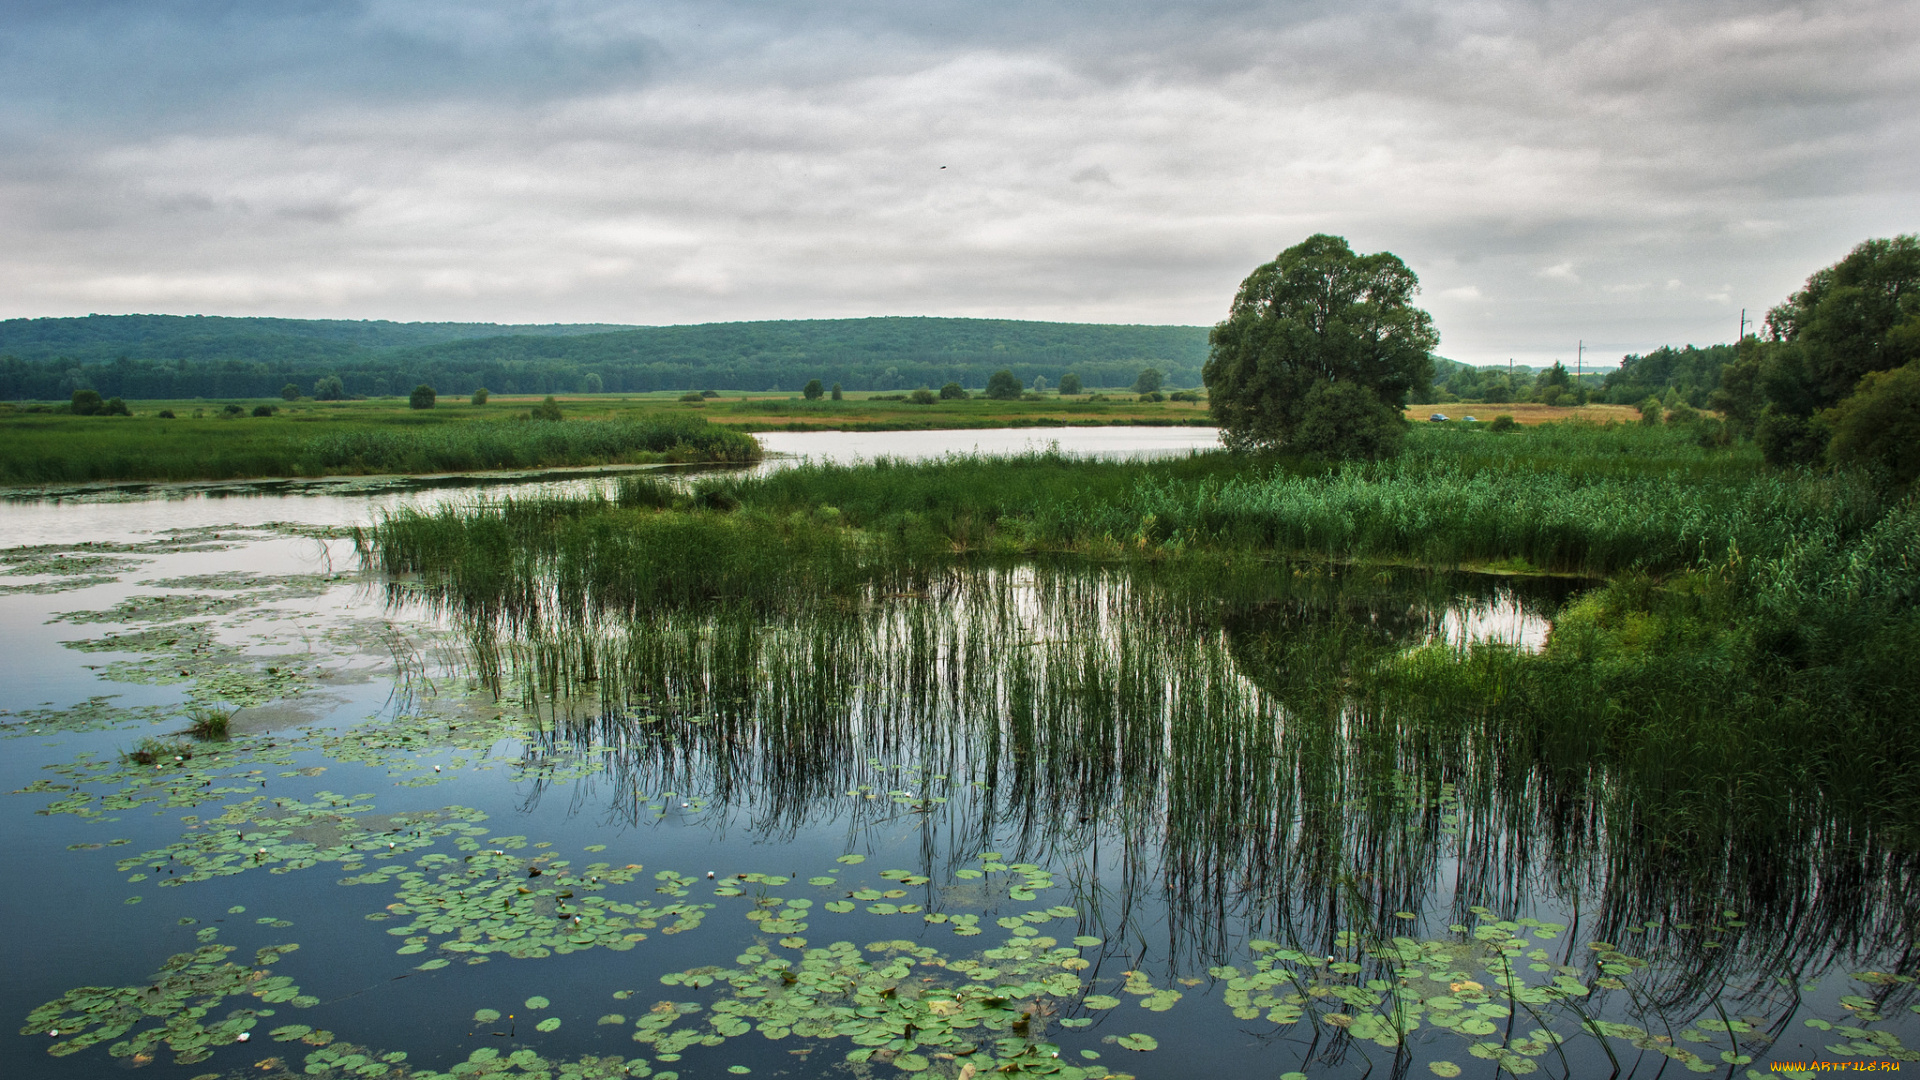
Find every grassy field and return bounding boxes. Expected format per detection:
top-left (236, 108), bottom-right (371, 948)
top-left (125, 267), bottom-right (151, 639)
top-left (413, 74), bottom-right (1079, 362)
top-left (651, 388), bottom-right (1215, 430)
top-left (0, 386), bottom-right (1664, 487)
top-left (1401, 401), bottom-right (1640, 425)
top-left (0, 388), bottom-right (1213, 484)
top-left (0, 396), bottom-right (762, 485)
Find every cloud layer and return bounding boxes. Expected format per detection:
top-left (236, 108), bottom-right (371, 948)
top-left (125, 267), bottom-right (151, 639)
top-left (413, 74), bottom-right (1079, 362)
top-left (2, 0), bottom-right (1915, 365)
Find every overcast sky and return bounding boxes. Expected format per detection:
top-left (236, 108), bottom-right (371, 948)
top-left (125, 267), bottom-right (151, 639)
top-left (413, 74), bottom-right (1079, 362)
top-left (1, 1), bottom-right (1915, 366)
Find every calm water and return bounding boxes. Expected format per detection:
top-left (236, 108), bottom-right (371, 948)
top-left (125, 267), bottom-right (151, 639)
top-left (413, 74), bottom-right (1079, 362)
top-left (1, 429), bottom-right (1911, 1080)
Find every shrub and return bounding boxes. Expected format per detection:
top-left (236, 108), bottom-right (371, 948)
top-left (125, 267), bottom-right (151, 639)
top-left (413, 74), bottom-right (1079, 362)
top-left (679, 392), bottom-right (705, 403)
top-left (985, 369), bottom-right (1022, 400)
top-left (1133, 367), bottom-right (1164, 395)
top-left (533, 395), bottom-right (564, 421)
top-left (221, 403), bottom-right (245, 417)
top-left (1057, 372), bottom-right (1083, 395)
top-left (803, 379), bottom-right (825, 401)
top-left (1136, 391), bottom-right (1165, 403)
top-left (940, 382), bottom-right (968, 400)
top-left (1489, 414), bottom-right (1517, 432)
top-left (1694, 416), bottom-right (1731, 449)
top-left (1826, 362), bottom-right (1920, 485)
top-left (409, 384), bottom-right (437, 410)
top-left (910, 388), bottom-right (938, 405)
top-left (313, 375), bottom-right (345, 401)
top-left (157, 409), bottom-right (176, 419)
top-left (1290, 379), bottom-right (1406, 460)
top-left (252, 404), bottom-right (275, 417)
top-left (70, 389), bottom-right (103, 415)
top-left (1169, 390), bottom-right (1201, 403)
top-left (472, 387), bottom-right (490, 405)
top-left (582, 372), bottom-right (603, 394)
top-left (1639, 396), bottom-right (1663, 425)
top-left (1756, 409), bottom-right (1826, 467)
top-left (701, 389), bottom-right (718, 399)
top-left (1032, 375), bottom-right (1049, 391)
top-left (281, 383), bottom-right (301, 401)
top-left (103, 397), bottom-right (131, 416)
top-left (831, 383), bottom-right (844, 401)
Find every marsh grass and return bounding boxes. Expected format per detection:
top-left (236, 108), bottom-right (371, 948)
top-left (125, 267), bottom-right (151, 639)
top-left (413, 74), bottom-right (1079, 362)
top-left (122, 737), bottom-right (195, 766)
top-left (0, 411), bottom-right (758, 484)
top-left (182, 706), bottom-right (232, 741)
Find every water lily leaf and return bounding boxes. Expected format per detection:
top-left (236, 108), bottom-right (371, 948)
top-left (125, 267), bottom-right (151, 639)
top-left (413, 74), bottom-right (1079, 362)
top-left (1083, 995), bottom-right (1121, 1009)
top-left (473, 1010), bottom-right (500, 1024)
top-left (835, 854), bottom-right (865, 865)
top-left (525, 996), bottom-right (550, 1009)
top-left (1117, 1033), bottom-right (1158, 1051)
top-left (535, 1017), bottom-right (561, 1032)
top-left (1430, 1063), bottom-right (1462, 1077)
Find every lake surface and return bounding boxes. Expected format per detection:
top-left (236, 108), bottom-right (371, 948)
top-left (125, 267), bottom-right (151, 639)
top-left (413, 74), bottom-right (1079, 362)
top-left (2, 428), bottom-right (1912, 1080)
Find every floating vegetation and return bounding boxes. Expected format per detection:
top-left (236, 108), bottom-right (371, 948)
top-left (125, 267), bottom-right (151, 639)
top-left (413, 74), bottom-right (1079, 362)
top-left (640, 937), bottom-right (1127, 1079)
top-left (20, 932), bottom-right (307, 1066)
top-left (376, 850), bottom-right (708, 961)
top-left (116, 796), bottom-right (489, 887)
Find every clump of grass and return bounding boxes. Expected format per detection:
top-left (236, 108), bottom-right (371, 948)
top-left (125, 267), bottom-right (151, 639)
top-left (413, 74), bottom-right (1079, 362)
top-left (122, 737), bottom-right (194, 766)
top-left (183, 706), bottom-right (232, 740)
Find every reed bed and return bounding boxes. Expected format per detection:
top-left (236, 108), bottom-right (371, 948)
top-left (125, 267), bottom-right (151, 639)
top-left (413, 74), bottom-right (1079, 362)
top-left (0, 413), bottom-right (758, 484)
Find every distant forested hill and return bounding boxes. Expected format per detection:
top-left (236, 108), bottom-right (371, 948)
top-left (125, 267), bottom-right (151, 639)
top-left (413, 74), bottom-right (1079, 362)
top-left (0, 315), bottom-right (1209, 400)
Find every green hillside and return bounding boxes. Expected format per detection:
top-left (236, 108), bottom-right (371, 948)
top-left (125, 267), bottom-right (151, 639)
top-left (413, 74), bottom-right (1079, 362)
top-left (0, 315), bottom-right (1210, 400)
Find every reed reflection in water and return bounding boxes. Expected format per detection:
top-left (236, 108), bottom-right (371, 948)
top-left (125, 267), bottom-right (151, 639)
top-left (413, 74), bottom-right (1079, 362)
top-left (395, 560), bottom-right (1918, 1019)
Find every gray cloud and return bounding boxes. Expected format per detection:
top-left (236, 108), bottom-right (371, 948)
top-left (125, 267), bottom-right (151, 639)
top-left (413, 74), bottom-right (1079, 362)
top-left (1, 0), bottom-right (1915, 365)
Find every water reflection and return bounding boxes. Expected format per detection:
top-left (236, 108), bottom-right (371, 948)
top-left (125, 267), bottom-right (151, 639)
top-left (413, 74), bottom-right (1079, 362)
top-left (397, 560), bottom-right (1919, 1019)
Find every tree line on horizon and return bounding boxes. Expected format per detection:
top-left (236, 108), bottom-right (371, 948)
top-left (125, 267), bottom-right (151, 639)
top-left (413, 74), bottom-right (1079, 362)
top-left (0, 316), bottom-right (1208, 402)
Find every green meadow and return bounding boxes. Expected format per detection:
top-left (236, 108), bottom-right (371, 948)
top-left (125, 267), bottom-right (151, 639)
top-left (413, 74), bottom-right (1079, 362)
top-left (0, 397), bottom-right (762, 484)
top-left (0, 390), bottom-right (1222, 485)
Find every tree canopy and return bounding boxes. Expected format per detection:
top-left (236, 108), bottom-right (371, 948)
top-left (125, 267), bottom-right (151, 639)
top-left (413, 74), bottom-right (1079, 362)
top-left (984, 369), bottom-right (1022, 400)
top-left (1203, 234), bottom-right (1437, 455)
top-left (1710, 235), bottom-right (1920, 468)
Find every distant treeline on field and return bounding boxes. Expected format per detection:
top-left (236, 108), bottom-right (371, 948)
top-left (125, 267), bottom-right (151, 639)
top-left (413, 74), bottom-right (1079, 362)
top-left (0, 314), bottom-right (1209, 400)
top-left (1424, 345), bottom-right (1737, 408)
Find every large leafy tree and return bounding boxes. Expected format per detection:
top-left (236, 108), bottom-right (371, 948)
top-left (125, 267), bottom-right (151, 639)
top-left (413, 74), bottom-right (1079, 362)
top-left (1765, 235), bottom-right (1920, 407)
top-left (1746, 235), bottom-right (1920, 466)
top-left (1203, 234), bottom-right (1437, 455)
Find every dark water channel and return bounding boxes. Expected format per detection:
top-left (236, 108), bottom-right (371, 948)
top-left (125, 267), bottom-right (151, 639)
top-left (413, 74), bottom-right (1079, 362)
top-left (2, 440), bottom-right (1913, 1080)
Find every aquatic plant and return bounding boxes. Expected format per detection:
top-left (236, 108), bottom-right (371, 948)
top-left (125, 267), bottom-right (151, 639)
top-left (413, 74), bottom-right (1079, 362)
top-left (184, 705), bottom-right (232, 740)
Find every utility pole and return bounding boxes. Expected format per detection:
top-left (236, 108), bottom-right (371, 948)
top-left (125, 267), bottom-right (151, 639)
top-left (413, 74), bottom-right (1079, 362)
top-left (1577, 340), bottom-right (1584, 381)
top-left (1739, 309), bottom-right (1748, 341)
